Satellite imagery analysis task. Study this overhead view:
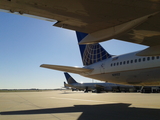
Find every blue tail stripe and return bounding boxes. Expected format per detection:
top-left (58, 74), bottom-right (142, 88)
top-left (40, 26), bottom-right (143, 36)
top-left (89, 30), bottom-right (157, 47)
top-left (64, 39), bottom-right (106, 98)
top-left (76, 32), bottom-right (88, 58)
top-left (76, 31), bottom-right (112, 66)
top-left (76, 32), bottom-right (88, 42)
top-left (64, 72), bottom-right (77, 84)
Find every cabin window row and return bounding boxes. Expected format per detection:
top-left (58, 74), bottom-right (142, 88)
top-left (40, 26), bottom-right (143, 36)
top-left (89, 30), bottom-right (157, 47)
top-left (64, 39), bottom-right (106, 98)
top-left (111, 56), bottom-right (160, 67)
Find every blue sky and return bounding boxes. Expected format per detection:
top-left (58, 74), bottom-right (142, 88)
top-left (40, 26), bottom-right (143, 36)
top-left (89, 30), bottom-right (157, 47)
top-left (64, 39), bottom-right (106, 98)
top-left (0, 12), bottom-right (147, 89)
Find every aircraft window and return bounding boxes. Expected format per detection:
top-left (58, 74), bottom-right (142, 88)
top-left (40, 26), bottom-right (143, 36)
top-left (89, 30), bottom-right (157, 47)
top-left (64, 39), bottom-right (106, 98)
top-left (143, 58), bottom-right (145, 61)
top-left (156, 56), bottom-right (159, 59)
top-left (127, 60), bottom-right (129, 64)
top-left (111, 63), bottom-right (112, 67)
top-left (130, 60), bottom-right (133, 63)
top-left (120, 62), bottom-right (122, 65)
top-left (152, 56), bottom-right (155, 60)
top-left (123, 61), bottom-right (126, 65)
top-left (135, 59), bottom-right (137, 63)
top-left (117, 62), bottom-right (119, 66)
top-left (147, 57), bottom-right (150, 61)
top-left (114, 63), bottom-right (116, 66)
top-left (139, 58), bottom-right (141, 62)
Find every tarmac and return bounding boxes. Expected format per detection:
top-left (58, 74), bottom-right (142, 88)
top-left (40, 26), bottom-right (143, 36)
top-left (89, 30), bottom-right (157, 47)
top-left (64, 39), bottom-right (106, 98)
top-left (0, 90), bottom-right (160, 120)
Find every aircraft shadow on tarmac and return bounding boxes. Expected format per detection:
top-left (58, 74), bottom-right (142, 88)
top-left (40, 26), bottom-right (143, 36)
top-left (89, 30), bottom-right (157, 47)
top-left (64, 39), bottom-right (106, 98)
top-left (1, 103), bottom-right (160, 120)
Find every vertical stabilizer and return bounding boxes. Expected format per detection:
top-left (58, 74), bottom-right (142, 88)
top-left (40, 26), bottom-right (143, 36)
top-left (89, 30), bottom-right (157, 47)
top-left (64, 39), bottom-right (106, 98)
top-left (64, 72), bottom-right (77, 84)
top-left (76, 31), bottom-right (112, 66)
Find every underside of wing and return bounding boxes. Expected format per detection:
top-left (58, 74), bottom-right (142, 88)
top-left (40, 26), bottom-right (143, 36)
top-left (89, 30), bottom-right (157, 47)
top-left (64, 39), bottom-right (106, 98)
top-left (40, 64), bottom-right (93, 74)
top-left (1, 0), bottom-right (160, 46)
top-left (116, 13), bottom-right (160, 47)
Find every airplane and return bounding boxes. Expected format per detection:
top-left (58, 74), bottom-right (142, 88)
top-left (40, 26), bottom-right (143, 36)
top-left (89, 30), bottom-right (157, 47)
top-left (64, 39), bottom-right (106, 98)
top-left (64, 72), bottom-right (136, 93)
top-left (40, 31), bottom-right (160, 86)
top-left (1, 1), bottom-right (160, 86)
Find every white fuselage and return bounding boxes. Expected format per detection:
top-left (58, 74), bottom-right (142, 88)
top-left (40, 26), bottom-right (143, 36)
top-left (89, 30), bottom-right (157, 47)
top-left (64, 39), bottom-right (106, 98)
top-left (66, 82), bottom-right (134, 91)
top-left (81, 51), bottom-right (160, 86)
top-left (66, 82), bottom-right (112, 91)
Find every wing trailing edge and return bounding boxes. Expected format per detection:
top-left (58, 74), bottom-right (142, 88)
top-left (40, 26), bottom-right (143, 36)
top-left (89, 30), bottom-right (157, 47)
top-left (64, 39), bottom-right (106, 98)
top-left (40, 64), bottom-right (93, 74)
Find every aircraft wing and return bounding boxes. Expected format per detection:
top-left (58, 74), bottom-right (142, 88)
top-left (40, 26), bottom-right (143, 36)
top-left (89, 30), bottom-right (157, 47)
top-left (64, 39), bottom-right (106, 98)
top-left (1, 0), bottom-right (160, 46)
top-left (40, 64), bottom-right (93, 74)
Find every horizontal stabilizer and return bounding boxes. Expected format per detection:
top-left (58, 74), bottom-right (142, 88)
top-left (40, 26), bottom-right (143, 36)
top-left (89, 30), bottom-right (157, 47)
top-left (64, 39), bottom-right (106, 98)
top-left (40, 64), bottom-right (93, 74)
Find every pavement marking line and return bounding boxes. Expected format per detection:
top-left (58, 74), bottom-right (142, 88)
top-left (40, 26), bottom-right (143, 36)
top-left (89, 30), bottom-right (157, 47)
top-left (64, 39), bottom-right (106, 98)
top-left (50, 97), bottom-right (115, 104)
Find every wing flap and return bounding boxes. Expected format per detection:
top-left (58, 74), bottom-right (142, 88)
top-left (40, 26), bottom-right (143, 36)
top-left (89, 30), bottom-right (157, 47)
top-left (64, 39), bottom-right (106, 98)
top-left (40, 64), bottom-right (93, 74)
top-left (79, 12), bottom-right (159, 44)
top-left (116, 12), bottom-right (160, 47)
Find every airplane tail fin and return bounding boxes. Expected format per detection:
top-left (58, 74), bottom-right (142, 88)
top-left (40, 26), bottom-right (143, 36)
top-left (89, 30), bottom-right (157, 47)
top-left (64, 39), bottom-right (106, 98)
top-left (64, 72), bottom-right (78, 84)
top-left (76, 31), bottom-right (112, 66)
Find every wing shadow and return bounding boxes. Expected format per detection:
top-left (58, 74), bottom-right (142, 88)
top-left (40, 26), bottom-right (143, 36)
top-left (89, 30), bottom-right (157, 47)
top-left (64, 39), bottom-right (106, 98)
top-left (1, 103), bottom-right (160, 120)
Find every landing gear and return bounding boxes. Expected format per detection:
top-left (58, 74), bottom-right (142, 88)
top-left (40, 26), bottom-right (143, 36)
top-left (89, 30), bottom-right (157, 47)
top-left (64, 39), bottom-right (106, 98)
top-left (140, 86), bottom-right (144, 93)
top-left (92, 88), bottom-right (102, 93)
top-left (96, 89), bottom-right (101, 93)
top-left (84, 87), bottom-right (88, 93)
